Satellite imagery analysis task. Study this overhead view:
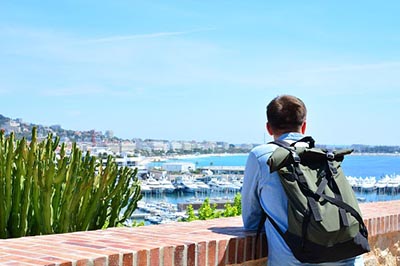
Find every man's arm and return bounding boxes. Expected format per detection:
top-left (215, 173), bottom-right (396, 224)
top-left (241, 151), bottom-right (263, 230)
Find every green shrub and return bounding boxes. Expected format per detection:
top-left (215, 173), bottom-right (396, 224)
top-left (198, 198), bottom-right (222, 220)
top-left (181, 193), bottom-right (242, 222)
top-left (0, 128), bottom-right (142, 239)
top-left (184, 204), bottom-right (198, 221)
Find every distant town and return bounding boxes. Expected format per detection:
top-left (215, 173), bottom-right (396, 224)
top-left (1, 114), bottom-right (399, 157)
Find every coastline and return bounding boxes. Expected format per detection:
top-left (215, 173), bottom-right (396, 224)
top-left (142, 153), bottom-right (247, 163)
top-left (170, 152), bottom-right (247, 160)
top-left (138, 152), bottom-right (400, 169)
top-left (351, 152), bottom-right (400, 156)
top-left (145, 152), bottom-right (399, 162)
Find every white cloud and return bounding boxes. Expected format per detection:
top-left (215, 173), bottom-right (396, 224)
top-left (40, 87), bottom-right (107, 97)
top-left (40, 86), bottom-right (147, 98)
top-left (80, 28), bottom-right (216, 44)
top-left (109, 88), bottom-right (146, 97)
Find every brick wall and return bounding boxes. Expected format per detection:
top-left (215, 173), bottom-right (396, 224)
top-left (0, 200), bottom-right (399, 266)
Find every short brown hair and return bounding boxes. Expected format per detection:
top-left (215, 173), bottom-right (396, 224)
top-left (266, 95), bottom-right (307, 132)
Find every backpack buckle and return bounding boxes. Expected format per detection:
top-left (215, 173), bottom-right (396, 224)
top-left (326, 152), bottom-right (335, 160)
top-left (291, 151), bottom-right (301, 163)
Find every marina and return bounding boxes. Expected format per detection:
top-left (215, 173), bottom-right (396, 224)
top-left (347, 174), bottom-right (400, 193)
top-left (129, 154), bottom-right (400, 225)
top-left (139, 174), bottom-right (242, 195)
top-left (132, 173), bottom-right (400, 225)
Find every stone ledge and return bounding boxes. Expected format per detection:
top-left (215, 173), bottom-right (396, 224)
top-left (0, 200), bottom-right (399, 265)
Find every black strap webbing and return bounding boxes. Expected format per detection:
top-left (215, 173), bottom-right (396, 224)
top-left (319, 193), bottom-right (368, 236)
top-left (257, 211), bottom-right (285, 239)
top-left (291, 165), bottom-right (366, 235)
top-left (293, 163), bottom-right (322, 222)
top-left (315, 178), bottom-right (328, 196)
top-left (326, 160), bottom-right (349, 227)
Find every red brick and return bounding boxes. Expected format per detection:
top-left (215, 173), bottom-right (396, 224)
top-left (137, 250), bottom-right (148, 266)
top-left (77, 259), bottom-right (89, 266)
top-left (245, 236), bottom-right (254, 261)
top-left (255, 233), bottom-right (265, 259)
top-left (108, 254), bottom-right (119, 266)
top-left (398, 214), bottom-right (400, 231)
top-left (236, 237), bottom-right (245, 263)
top-left (150, 248), bottom-right (160, 266)
top-left (40, 256), bottom-right (68, 263)
top-left (0, 255), bottom-right (57, 265)
top-left (385, 215), bottom-right (390, 233)
top-left (371, 217), bottom-right (377, 236)
top-left (208, 240), bottom-right (217, 266)
top-left (59, 262), bottom-right (73, 266)
top-left (378, 216), bottom-right (384, 234)
top-left (174, 245), bottom-right (185, 266)
top-left (228, 239), bottom-right (236, 264)
top-left (122, 253), bottom-right (133, 266)
top-left (217, 239), bottom-right (227, 265)
top-left (163, 246), bottom-right (174, 266)
top-left (187, 243), bottom-right (195, 266)
top-left (197, 241), bottom-right (207, 266)
top-left (93, 256), bottom-right (106, 266)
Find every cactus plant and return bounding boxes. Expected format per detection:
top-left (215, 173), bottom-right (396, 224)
top-left (0, 127), bottom-right (142, 239)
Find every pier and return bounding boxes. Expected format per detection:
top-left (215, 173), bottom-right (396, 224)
top-left (130, 213), bottom-right (148, 219)
top-left (198, 166), bottom-right (245, 175)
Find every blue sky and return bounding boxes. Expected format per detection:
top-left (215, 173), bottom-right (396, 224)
top-left (0, 1), bottom-right (399, 145)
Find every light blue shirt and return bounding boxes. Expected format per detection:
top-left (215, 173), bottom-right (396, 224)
top-left (241, 133), bottom-right (364, 266)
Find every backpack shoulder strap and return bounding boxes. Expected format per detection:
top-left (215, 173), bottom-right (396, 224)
top-left (269, 136), bottom-right (315, 149)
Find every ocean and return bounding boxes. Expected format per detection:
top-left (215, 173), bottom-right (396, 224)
top-left (161, 154), bottom-right (400, 177)
top-left (143, 154), bottom-right (400, 204)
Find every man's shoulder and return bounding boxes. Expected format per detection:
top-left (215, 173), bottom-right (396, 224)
top-left (250, 143), bottom-right (276, 159)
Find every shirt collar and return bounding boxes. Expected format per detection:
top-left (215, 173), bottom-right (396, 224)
top-left (277, 132), bottom-right (304, 141)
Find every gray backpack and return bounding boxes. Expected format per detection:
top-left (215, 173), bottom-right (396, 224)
top-left (261, 137), bottom-right (370, 263)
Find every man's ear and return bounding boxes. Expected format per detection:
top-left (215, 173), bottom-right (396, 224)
top-left (266, 122), bottom-right (273, 135)
top-left (301, 121), bottom-right (307, 134)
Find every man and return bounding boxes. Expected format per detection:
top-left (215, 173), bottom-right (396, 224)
top-left (241, 95), bottom-right (363, 266)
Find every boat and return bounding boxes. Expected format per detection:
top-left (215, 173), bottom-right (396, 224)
top-left (207, 176), bottom-right (241, 192)
top-left (137, 201), bottom-right (184, 224)
top-left (158, 177), bottom-right (176, 193)
top-left (181, 178), bottom-right (199, 193)
top-left (173, 175), bottom-right (201, 193)
top-left (143, 177), bottom-right (163, 193)
top-left (375, 175), bottom-right (391, 191)
top-left (208, 177), bottom-right (223, 192)
top-left (386, 175), bottom-right (400, 192)
top-left (139, 181), bottom-right (152, 193)
top-left (193, 180), bottom-right (210, 192)
top-left (360, 176), bottom-right (377, 192)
